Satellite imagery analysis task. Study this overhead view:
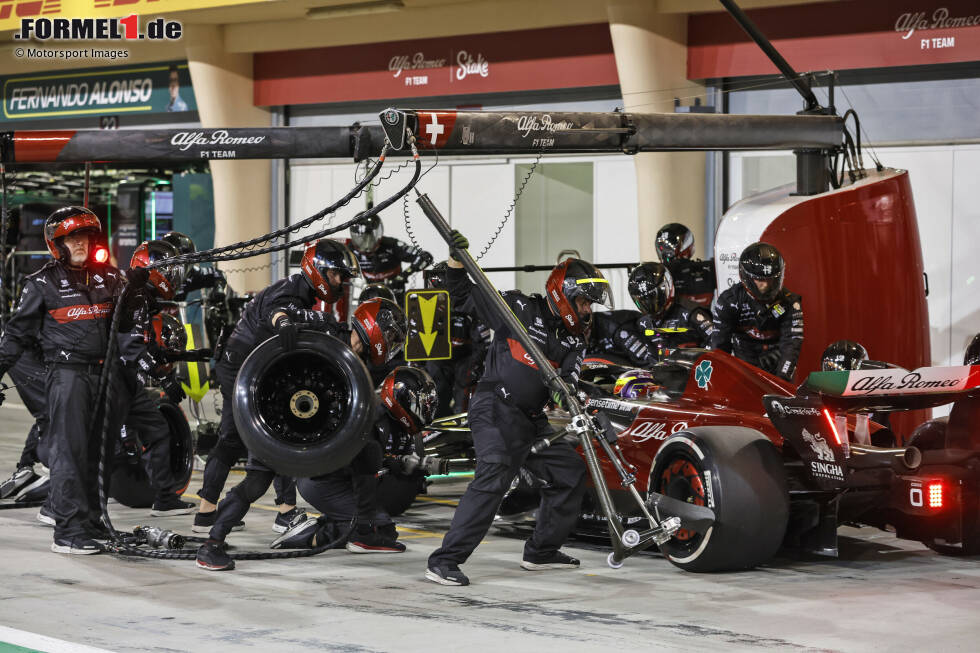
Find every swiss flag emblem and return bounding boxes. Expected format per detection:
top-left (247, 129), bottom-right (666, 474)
top-left (417, 111), bottom-right (457, 149)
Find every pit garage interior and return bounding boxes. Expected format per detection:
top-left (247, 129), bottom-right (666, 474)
top-left (1, 0), bottom-right (980, 652)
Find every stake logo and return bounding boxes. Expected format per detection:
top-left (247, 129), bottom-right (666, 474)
top-left (14, 14), bottom-right (182, 40)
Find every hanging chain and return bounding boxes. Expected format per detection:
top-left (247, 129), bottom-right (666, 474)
top-left (402, 151), bottom-right (542, 261)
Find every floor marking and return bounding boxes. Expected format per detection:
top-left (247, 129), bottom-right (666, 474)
top-left (0, 625), bottom-right (112, 653)
top-left (415, 496), bottom-right (460, 507)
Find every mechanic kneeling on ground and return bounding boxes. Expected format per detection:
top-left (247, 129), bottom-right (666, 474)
top-left (425, 231), bottom-right (607, 587)
top-left (710, 242), bottom-right (803, 381)
top-left (271, 365), bottom-right (436, 553)
top-left (0, 207), bottom-right (126, 555)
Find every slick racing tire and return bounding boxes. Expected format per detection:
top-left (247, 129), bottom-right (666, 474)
top-left (110, 400), bottom-right (195, 508)
top-left (650, 426), bottom-right (788, 572)
top-left (234, 331), bottom-right (375, 479)
top-left (377, 472), bottom-right (424, 517)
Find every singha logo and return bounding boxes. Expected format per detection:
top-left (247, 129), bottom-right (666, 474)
top-left (802, 428), bottom-right (834, 462)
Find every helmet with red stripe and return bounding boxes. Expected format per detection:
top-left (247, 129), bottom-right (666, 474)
top-left (352, 298), bottom-right (407, 366)
top-left (150, 313), bottom-right (187, 374)
top-left (654, 223), bottom-right (695, 263)
top-left (301, 239), bottom-right (360, 303)
top-left (43, 206), bottom-right (102, 262)
top-left (130, 240), bottom-right (183, 299)
top-left (380, 366), bottom-right (438, 434)
top-left (545, 258), bottom-right (612, 335)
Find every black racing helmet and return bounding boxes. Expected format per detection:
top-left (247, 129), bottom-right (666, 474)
top-left (424, 261), bottom-right (449, 290)
top-left (965, 334), bottom-right (980, 366)
top-left (739, 242), bottom-right (785, 304)
top-left (380, 366), bottom-right (438, 434)
top-left (628, 262), bottom-right (675, 319)
top-left (161, 231), bottom-right (195, 256)
top-left (545, 258), bottom-right (613, 335)
top-left (822, 340), bottom-right (869, 372)
top-left (654, 223), bottom-right (695, 263)
top-left (350, 213), bottom-right (383, 253)
top-left (300, 239), bottom-right (360, 303)
top-left (358, 283), bottom-right (396, 305)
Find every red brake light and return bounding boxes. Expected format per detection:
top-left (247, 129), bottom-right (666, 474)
top-left (928, 482), bottom-right (943, 508)
top-left (823, 409), bottom-right (842, 446)
top-left (93, 247), bottom-right (109, 264)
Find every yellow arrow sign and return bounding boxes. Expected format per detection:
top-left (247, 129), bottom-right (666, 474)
top-left (418, 294), bottom-right (439, 355)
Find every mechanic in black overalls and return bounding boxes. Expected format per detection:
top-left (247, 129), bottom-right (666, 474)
top-left (655, 223), bottom-right (716, 308)
top-left (347, 213), bottom-right (433, 305)
top-left (711, 242), bottom-right (804, 381)
top-left (0, 347), bottom-right (51, 502)
top-left (0, 207), bottom-right (125, 554)
top-left (425, 233), bottom-right (609, 586)
top-left (271, 365), bottom-right (435, 554)
top-left (160, 231), bottom-right (226, 301)
top-left (196, 296), bottom-right (408, 570)
top-left (587, 262), bottom-right (714, 367)
top-left (118, 240), bottom-right (202, 516)
top-left (193, 240), bottom-right (359, 538)
top-left (424, 261), bottom-right (491, 417)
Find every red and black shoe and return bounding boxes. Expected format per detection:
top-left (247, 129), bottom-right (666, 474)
top-left (346, 524), bottom-right (406, 554)
top-left (196, 540), bottom-right (235, 571)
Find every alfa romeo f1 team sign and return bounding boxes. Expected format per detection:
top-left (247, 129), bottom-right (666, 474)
top-left (809, 365), bottom-right (980, 397)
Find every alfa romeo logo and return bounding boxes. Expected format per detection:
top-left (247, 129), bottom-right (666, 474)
top-left (383, 109), bottom-right (401, 125)
top-left (695, 359), bottom-right (713, 389)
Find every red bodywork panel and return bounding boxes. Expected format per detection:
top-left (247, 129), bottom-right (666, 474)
top-left (760, 172), bottom-right (929, 440)
top-left (582, 351), bottom-right (794, 493)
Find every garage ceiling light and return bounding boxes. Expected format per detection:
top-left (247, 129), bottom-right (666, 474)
top-left (306, 0), bottom-right (404, 19)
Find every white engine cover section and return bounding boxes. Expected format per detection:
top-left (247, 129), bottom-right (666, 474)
top-left (714, 168), bottom-right (904, 292)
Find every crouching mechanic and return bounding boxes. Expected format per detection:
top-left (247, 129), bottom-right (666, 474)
top-left (117, 240), bottom-right (203, 516)
top-left (196, 297), bottom-right (408, 570)
top-left (711, 243), bottom-right (803, 381)
top-left (193, 240), bottom-right (360, 535)
top-left (0, 207), bottom-right (126, 554)
top-left (426, 231), bottom-right (606, 586)
top-left (272, 365), bottom-right (436, 553)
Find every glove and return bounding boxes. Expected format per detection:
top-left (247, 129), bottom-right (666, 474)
top-left (160, 376), bottom-right (186, 404)
top-left (126, 267), bottom-right (149, 288)
top-left (275, 315), bottom-right (298, 351)
top-left (449, 230), bottom-right (469, 261)
top-left (758, 349), bottom-right (781, 373)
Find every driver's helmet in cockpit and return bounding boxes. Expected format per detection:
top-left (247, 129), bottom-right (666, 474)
top-left (613, 369), bottom-right (663, 399)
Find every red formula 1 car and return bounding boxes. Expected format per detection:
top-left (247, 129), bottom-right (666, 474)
top-left (426, 348), bottom-right (980, 572)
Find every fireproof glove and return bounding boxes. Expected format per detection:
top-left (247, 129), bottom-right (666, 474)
top-left (275, 315), bottom-right (298, 351)
top-left (126, 267), bottom-right (149, 288)
top-left (759, 349), bottom-right (781, 373)
top-left (160, 376), bottom-right (186, 404)
top-left (449, 230), bottom-right (469, 261)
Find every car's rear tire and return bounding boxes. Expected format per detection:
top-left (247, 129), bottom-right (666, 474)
top-left (650, 426), bottom-right (788, 572)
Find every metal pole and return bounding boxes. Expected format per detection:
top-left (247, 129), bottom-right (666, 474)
top-left (718, 0), bottom-right (821, 112)
top-left (0, 163), bottom-right (7, 329)
top-left (83, 161), bottom-right (91, 208)
top-left (414, 190), bottom-right (631, 561)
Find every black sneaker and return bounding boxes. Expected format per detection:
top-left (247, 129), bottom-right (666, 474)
top-left (150, 496), bottom-right (196, 517)
top-left (270, 518), bottom-right (320, 549)
top-left (192, 510), bottom-right (245, 534)
top-left (36, 505), bottom-right (55, 527)
top-left (15, 475), bottom-right (50, 502)
top-left (51, 536), bottom-right (102, 555)
top-left (425, 563), bottom-right (469, 586)
top-left (520, 550), bottom-right (580, 571)
top-left (196, 540), bottom-right (235, 571)
top-left (0, 467), bottom-right (39, 499)
top-left (347, 525), bottom-right (406, 554)
top-left (273, 507), bottom-right (307, 533)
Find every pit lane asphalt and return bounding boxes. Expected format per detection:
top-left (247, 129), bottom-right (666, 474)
top-left (0, 395), bottom-right (978, 653)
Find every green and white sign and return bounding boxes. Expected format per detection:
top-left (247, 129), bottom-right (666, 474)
top-left (2, 61), bottom-right (196, 122)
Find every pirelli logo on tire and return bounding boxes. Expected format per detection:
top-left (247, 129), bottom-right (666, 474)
top-left (404, 289), bottom-right (451, 362)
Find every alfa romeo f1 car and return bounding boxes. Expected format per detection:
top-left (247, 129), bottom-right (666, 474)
top-left (420, 349), bottom-right (980, 572)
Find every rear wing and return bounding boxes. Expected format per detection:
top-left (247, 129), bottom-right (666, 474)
top-left (803, 365), bottom-right (980, 413)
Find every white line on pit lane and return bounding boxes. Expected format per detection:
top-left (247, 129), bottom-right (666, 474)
top-left (0, 625), bottom-right (113, 653)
